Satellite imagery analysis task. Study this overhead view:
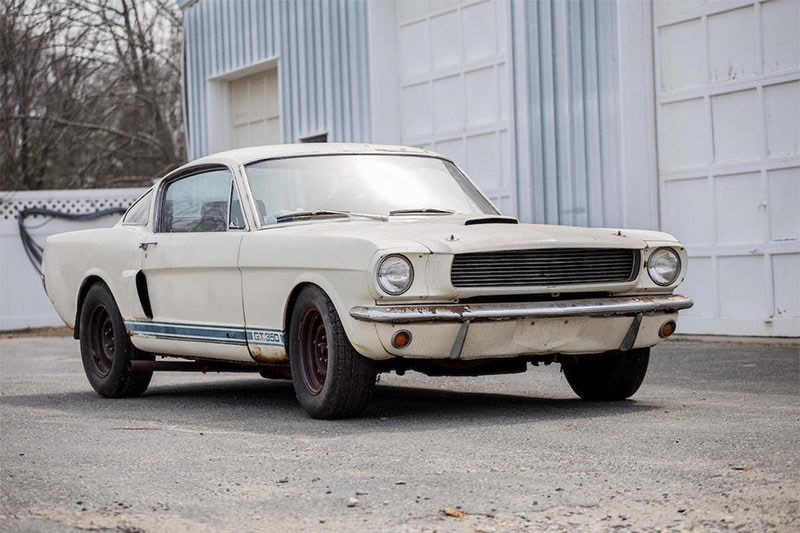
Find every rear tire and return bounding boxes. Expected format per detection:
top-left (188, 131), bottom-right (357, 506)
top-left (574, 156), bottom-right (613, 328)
top-left (562, 348), bottom-right (650, 401)
top-left (79, 283), bottom-right (153, 398)
top-left (288, 286), bottom-right (376, 419)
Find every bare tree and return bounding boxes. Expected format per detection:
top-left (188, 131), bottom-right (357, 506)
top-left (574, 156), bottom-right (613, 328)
top-left (1, 0), bottom-right (76, 189)
top-left (0, 0), bottom-right (185, 190)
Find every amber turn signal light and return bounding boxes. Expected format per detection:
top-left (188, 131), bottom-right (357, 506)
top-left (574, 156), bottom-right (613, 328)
top-left (659, 320), bottom-right (677, 338)
top-left (391, 330), bottom-right (412, 349)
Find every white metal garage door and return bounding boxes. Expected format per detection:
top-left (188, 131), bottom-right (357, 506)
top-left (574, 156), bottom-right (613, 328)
top-left (653, 0), bottom-right (799, 336)
top-left (229, 68), bottom-right (281, 148)
top-left (394, 0), bottom-right (515, 214)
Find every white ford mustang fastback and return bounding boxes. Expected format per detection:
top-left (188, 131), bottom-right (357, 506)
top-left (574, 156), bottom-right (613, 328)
top-left (44, 144), bottom-right (693, 418)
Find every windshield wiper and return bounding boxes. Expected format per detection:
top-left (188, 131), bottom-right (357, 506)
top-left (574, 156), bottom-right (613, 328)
top-left (389, 208), bottom-right (456, 216)
top-left (275, 210), bottom-right (388, 223)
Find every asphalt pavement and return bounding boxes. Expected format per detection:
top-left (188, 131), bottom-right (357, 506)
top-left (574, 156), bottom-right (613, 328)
top-left (0, 335), bottom-right (798, 532)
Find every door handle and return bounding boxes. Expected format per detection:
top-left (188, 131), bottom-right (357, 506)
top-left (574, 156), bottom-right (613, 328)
top-left (139, 241), bottom-right (158, 251)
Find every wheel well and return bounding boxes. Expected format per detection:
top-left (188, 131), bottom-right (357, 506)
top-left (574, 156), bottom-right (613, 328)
top-left (283, 282), bottom-right (318, 341)
top-left (73, 276), bottom-right (106, 339)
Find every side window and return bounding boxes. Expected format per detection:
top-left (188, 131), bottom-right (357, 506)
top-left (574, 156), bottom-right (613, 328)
top-left (160, 169), bottom-right (233, 233)
top-left (123, 190), bottom-right (153, 225)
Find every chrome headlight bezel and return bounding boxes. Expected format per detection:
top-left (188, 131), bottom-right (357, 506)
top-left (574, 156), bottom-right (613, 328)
top-left (377, 254), bottom-right (414, 295)
top-left (647, 247), bottom-right (681, 286)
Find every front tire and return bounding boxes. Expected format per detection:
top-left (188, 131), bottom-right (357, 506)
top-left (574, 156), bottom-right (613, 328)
top-left (562, 348), bottom-right (650, 401)
top-left (79, 283), bottom-right (153, 398)
top-left (288, 286), bottom-right (376, 419)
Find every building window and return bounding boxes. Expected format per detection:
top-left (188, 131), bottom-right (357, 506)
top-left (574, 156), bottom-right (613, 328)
top-left (300, 133), bottom-right (328, 143)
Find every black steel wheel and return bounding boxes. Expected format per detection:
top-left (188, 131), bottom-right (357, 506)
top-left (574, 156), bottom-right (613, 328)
top-left (79, 282), bottom-right (153, 398)
top-left (86, 304), bottom-right (115, 378)
top-left (562, 348), bottom-right (650, 401)
top-left (288, 286), bottom-right (376, 419)
top-left (298, 307), bottom-right (328, 395)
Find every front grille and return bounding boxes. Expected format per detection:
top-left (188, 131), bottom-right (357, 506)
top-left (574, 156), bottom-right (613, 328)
top-left (450, 248), bottom-right (639, 288)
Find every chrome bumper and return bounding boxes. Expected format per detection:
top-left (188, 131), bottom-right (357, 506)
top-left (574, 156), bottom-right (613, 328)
top-left (350, 294), bottom-right (693, 324)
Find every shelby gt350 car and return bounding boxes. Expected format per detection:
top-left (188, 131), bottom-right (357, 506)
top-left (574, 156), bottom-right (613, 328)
top-left (44, 144), bottom-right (693, 418)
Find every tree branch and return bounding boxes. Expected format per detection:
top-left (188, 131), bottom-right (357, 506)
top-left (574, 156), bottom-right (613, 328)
top-left (12, 113), bottom-right (165, 151)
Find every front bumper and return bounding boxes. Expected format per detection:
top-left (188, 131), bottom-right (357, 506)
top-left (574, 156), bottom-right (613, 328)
top-left (349, 295), bottom-right (693, 359)
top-left (351, 294), bottom-right (693, 323)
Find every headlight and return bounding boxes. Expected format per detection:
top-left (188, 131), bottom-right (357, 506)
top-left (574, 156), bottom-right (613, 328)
top-left (377, 255), bottom-right (414, 295)
top-left (647, 247), bottom-right (681, 286)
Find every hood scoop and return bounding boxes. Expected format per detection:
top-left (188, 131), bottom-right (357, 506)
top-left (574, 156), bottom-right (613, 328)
top-left (464, 216), bottom-right (519, 226)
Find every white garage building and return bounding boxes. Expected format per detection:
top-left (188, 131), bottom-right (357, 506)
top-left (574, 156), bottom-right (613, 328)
top-left (179, 0), bottom-right (799, 337)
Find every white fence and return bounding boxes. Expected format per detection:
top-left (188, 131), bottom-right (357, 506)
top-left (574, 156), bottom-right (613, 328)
top-left (0, 188), bottom-right (147, 331)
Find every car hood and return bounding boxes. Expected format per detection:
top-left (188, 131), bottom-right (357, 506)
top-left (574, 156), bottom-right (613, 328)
top-left (270, 215), bottom-right (677, 254)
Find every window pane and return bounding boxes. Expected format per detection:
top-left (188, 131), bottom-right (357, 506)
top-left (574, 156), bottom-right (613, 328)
top-left (244, 155), bottom-right (496, 225)
top-left (162, 169), bottom-right (231, 233)
top-left (123, 189), bottom-right (153, 225)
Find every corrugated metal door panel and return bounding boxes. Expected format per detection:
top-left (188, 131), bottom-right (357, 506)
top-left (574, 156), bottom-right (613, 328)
top-left (654, 0), bottom-right (800, 336)
top-left (510, 0), bottom-right (620, 227)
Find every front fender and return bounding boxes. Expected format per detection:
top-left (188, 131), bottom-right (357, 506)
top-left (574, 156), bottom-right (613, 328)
top-left (280, 271), bottom-right (390, 359)
top-left (239, 232), bottom-right (392, 360)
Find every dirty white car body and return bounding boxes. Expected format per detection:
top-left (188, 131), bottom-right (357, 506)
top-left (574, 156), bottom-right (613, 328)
top-left (44, 144), bottom-right (692, 418)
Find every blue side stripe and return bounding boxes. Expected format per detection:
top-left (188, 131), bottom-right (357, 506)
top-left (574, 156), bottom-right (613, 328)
top-left (127, 320), bottom-right (243, 332)
top-left (125, 320), bottom-right (285, 347)
top-left (127, 322), bottom-right (246, 341)
top-left (132, 333), bottom-right (248, 346)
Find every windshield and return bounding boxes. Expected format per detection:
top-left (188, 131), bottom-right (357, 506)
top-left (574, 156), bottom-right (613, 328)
top-left (244, 154), bottom-right (497, 225)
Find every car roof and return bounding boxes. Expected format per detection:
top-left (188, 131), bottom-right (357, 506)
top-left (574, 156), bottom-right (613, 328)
top-left (189, 143), bottom-right (446, 167)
